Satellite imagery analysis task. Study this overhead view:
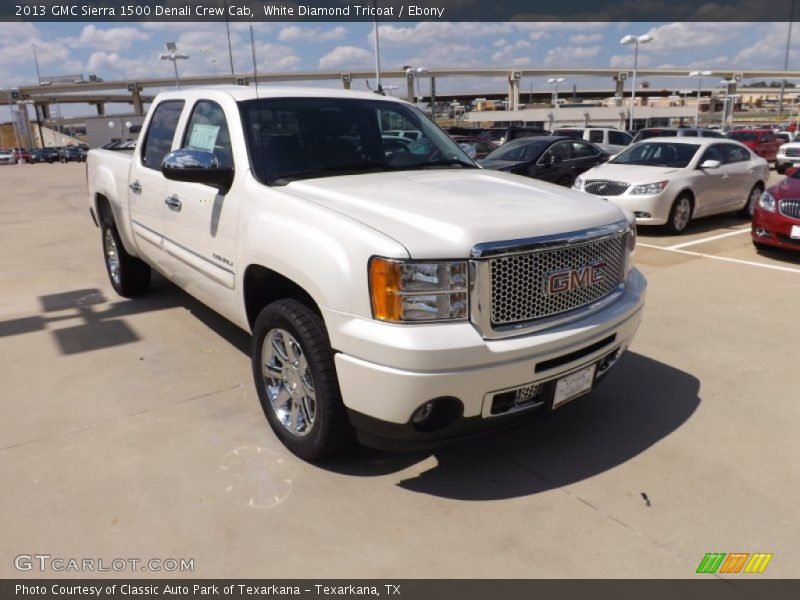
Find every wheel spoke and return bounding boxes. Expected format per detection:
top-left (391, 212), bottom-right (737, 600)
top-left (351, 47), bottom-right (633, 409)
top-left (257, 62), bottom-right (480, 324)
top-left (287, 339), bottom-right (302, 366)
top-left (300, 394), bottom-right (315, 427)
top-left (270, 332), bottom-right (290, 363)
top-left (289, 398), bottom-right (300, 432)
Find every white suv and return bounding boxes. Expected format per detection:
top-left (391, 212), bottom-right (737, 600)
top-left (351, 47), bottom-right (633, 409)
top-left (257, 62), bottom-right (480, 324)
top-left (553, 128), bottom-right (633, 155)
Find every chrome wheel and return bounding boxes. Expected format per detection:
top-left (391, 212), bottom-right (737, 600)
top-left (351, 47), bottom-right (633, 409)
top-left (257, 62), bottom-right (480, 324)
top-left (261, 328), bottom-right (316, 437)
top-left (104, 228), bottom-right (121, 286)
top-left (673, 197), bottom-right (692, 232)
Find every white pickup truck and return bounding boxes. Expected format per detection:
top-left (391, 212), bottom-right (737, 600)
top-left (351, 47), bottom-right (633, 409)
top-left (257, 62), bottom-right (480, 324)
top-left (87, 86), bottom-right (646, 460)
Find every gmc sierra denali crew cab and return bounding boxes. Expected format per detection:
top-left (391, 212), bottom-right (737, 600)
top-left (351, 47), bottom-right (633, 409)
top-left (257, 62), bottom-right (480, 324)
top-left (87, 87), bottom-right (646, 460)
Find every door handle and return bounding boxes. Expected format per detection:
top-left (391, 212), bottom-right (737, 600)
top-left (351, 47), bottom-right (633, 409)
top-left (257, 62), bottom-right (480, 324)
top-left (164, 195), bottom-right (182, 211)
top-left (129, 181), bottom-right (142, 194)
top-left (721, 173), bottom-right (729, 180)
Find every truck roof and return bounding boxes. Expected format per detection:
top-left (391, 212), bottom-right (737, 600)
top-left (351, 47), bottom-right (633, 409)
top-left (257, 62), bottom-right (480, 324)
top-left (153, 85), bottom-right (410, 104)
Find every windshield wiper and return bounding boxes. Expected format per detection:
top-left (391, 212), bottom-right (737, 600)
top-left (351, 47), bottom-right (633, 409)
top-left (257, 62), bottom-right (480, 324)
top-left (272, 162), bottom-right (391, 184)
top-left (396, 158), bottom-right (478, 170)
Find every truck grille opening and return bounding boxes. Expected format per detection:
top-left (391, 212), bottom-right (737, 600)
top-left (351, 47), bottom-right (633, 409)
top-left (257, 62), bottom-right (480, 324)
top-left (488, 233), bottom-right (628, 327)
top-left (584, 180), bottom-right (630, 196)
top-left (490, 383), bottom-right (546, 416)
top-left (784, 148), bottom-right (800, 157)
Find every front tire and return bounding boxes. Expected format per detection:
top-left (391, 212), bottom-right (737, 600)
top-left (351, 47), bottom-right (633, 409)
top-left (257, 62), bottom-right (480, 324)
top-left (666, 194), bottom-right (693, 234)
top-left (101, 216), bottom-right (151, 297)
top-left (738, 183), bottom-right (763, 219)
top-left (252, 299), bottom-right (353, 461)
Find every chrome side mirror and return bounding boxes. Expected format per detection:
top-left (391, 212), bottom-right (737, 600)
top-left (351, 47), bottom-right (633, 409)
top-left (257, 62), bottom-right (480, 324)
top-left (162, 149), bottom-right (234, 193)
top-left (699, 159), bottom-right (721, 169)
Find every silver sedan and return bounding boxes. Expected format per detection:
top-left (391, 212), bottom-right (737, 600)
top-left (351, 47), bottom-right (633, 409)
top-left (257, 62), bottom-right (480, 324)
top-left (573, 137), bottom-right (769, 234)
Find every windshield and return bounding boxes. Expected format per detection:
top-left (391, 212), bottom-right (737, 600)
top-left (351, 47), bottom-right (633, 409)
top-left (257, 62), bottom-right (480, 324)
top-left (484, 138), bottom-right (550, 162)
top-left (611, 142), bottom-right (699, 168)
top-left (240, 97), bottom-right (476, 184)
top-left (728, 131), bottom-right (757, 142)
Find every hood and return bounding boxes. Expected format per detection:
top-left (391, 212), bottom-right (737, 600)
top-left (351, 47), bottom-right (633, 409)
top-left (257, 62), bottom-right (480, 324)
top-left (280, 170), bottom-right (627, 259)
top-left (580, 162), bottom-right (681, 183)
top-left (771, 174), bottom-right (800, 198)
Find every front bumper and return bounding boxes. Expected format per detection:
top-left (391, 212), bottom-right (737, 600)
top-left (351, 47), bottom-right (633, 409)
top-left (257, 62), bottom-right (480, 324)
top-left (587, 191), bottom-right (674, 226)
top-left (325, 268), bottom-right (646, 450)
top-left (752, 206), bottom-right (800, 251)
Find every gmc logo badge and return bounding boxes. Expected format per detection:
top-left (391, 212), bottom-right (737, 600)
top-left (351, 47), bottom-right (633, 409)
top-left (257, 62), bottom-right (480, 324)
top-left (544, 262), bottom-right (606, 295)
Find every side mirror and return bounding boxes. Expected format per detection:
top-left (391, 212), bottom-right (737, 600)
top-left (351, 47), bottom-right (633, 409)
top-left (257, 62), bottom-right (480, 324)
top-left (786, 167), bottom-right (798, 177)
top-left (459, 143), bottom-right (477, 159)
top-left (162, 149), bottom-right (234, 193)
top-left (700, 159), bottom-right (721, 169)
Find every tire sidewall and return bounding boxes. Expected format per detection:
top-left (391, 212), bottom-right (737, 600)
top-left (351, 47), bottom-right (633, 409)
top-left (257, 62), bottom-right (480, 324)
top-left (251, 301), bottom-right (343, 460)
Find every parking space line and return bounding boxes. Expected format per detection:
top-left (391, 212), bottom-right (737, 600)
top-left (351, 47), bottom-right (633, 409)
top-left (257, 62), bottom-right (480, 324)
top-left (638, 243), bottom-right (800, 274)
top-left (665, 228), bottom-right (751, 250)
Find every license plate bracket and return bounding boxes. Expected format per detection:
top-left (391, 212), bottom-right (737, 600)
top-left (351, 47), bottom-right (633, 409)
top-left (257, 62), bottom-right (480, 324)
top-left (552, 364), bottom-right (596, 409)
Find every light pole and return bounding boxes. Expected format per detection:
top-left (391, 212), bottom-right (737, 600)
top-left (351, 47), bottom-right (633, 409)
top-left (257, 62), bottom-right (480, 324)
top-left (371, 0), bottom-right (383, 94)
top-left (779, 0), bottom-right (797, 120)
top-left (31, 44), bottom-right (42, 84)
top-left (718, 80), bottom-right (736, 129)
top-left (17, 99), bottom-right (36, 149)
top-left (547, 77), bottom-right (565, 125)
top-left (160, 42), bottom-right (189, 90)
top-left (108, 119), bottom-right (133, 143)
top-left (689, 71), bottom-right (713, 127)
top-left (621, 33), bottom-right (654, 130)
top-left (406, 66), bottom-right (428, 109)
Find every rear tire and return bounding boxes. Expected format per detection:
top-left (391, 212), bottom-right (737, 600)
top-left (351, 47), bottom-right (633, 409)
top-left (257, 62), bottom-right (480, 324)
top-left (665, 194), bottom-right (693, 234)
top-left (738, 183), bottom-right (763, 219)
top-left (101, 216), bottom-right (151, 297)
top-left (777, 165), bottom-right (786, 175)
top-left (252, 299), bottom-right (354, 461)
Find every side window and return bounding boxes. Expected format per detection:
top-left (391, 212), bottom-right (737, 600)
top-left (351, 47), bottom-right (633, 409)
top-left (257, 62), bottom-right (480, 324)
top-left (723, 144), bottom-right (750, 163)
top-left (608, 131), bottom-right (629, 146)
top-left (762, 133), bottom-right (775, 143)
top-left (542, 141), bottom-right (572, 162)
top-left (588, 130), bottom-right (604, 144)
top-left (699, 144), bottom-right (724, 164)
top-left (141, 101), bottom-right (184, 169)
top-left (681, 130), bottom-right (698, 137)
top-left (181, 100), bottom-right (233, 169)
top-left (572, 141), bottom-right (599, 158)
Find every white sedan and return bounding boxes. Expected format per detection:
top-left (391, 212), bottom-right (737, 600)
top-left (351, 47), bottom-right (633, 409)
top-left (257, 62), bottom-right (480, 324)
top-left (573, 137), bottom-right (769, 233)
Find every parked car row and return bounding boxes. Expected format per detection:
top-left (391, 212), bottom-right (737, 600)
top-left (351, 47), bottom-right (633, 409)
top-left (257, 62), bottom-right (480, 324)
top-left (1, 145), bottom-right (89, 164)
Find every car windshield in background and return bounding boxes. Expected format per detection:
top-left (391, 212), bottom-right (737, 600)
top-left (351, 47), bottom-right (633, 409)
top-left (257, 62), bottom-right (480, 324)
top-left (728, 131), bottom-right (757, 142)
top-left (483, 139), bottom-right (551, 162)
top-left (239, 97), bottom-right (476, 184)
top-left (611, 142), bottom-right (698, 168)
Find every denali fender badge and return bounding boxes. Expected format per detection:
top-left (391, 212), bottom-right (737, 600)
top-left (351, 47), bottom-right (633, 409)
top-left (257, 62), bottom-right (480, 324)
top-left (544, 261), bottom-right (606, 295)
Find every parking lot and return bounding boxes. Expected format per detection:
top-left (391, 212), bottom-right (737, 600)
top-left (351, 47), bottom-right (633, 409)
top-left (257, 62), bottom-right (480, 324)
top-left (1, 163), bottom-right (798, 579)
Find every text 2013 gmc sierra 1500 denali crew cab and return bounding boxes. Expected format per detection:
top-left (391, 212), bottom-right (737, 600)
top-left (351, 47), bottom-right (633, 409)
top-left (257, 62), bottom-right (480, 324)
top-left (87, 87), bottom-right (646, 460)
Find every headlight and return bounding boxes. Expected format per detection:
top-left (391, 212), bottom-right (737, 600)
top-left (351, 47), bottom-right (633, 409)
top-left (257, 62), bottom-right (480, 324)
top-left (759, 191), bottom-right (776, 213)
top-left (779, 144), bottom-right (788, 153)
top-left (369, 258), bottom-right (468, 323)
top-left (573, 177), bottom-right (584, 190)
top-left (631, 181), bottom-right (668, 195)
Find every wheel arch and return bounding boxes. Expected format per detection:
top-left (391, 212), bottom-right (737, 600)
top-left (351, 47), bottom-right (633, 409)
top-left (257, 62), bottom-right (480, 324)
top-left (243, 264), bottom-right (323, 331)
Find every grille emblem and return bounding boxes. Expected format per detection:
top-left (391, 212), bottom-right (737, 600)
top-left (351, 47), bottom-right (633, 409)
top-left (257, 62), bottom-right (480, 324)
top-left (544, 261), bottom-right (606, 295)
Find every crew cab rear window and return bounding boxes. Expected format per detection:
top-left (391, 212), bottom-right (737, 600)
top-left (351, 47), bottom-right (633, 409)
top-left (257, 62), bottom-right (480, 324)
top-left (141, 101), bottom-right (184, 170)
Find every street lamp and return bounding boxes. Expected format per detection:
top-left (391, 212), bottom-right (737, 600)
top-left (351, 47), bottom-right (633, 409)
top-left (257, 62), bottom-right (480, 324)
top-left (621, 33), bottom-right (654, 130)
top-left (108, 119), bottom-right (133, 143)
top-left (405, 66), bottom-right (428, 109)
top-left (689, 70), bottom-right (713, 127)
top-left (547, 77), bottom-right (565, 125)
top-left (160, 42), bottom-right (189, 90)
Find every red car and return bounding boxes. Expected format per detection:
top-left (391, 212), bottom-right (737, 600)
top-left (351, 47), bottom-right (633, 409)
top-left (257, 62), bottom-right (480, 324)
top-left (727, 129), bottom-right (781, 162)
top-left (11, 148), bottom-right (31, 163)
top-left (752, 167), bottom-right (800, 251)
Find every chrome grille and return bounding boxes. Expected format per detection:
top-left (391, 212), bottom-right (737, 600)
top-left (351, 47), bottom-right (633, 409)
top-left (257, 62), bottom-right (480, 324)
top-left (584, 180), bottom-right (629, 196)
top-left (488, 233), bottom-right (628, 326)
top-left (780, 199), bottom-right (800, 219)
top-left (785, 148), bottom-right (800, 157)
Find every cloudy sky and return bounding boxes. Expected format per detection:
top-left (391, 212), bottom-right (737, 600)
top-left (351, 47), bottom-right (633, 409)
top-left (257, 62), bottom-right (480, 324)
top-left (1, 20), bottom-right (797, 117)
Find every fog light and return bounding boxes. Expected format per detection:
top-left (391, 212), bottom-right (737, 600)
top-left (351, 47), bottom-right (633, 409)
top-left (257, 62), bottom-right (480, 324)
top-left (755, 227), bottom-right (771, 238)
top-left (412, 402), bottom-right (434, 424)
top-left (633, 211), bottom-right (652, 218)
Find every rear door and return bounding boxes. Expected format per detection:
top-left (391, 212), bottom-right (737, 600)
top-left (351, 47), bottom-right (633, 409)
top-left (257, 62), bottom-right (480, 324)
top-left (162, 98), bottom-right (240, 302)
top-left (128, 99), bottom-right (185, 267)
top-left (720, 143), bottom-right (757, 211)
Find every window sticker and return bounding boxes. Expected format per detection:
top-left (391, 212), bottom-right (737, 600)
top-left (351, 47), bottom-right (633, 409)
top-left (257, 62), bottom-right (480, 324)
top-left (188, 124), bottom-right (220, 152)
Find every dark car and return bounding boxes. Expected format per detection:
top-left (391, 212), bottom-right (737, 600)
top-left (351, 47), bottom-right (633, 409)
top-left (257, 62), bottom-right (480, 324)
top-left (752, 166), bottom-right (800, 251)
top-left (60, 146), bottom-right (87, 162)
top-left (450, 135), bottom-right (497, 159)
top-left (479, 125), bottom-right (549, 145)
top-left (31, 148), bottom-right (60, 163)
top-left (478, 136), bottom-right (608, 186)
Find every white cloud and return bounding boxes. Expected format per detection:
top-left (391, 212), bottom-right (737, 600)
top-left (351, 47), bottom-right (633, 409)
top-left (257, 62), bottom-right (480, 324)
top-left (278, 26), bottom-right (346, 42)
top-left (545, 46), bottom-right (602, 66)
top-left (75, 25), bottom-right (151, 52)
top-left (570, 33), bottom-right (604, 44)
top-left (319, 46), bottom-right (373, 69)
